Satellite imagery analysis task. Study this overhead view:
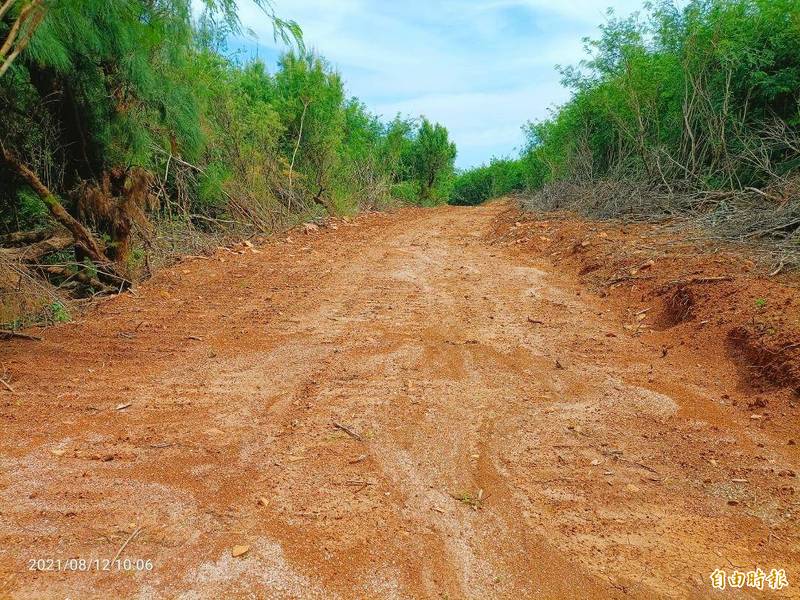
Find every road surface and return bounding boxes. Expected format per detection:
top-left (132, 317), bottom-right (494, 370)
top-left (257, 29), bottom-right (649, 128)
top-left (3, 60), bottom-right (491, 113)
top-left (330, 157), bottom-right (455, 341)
top-left (0, 202), bottom-right (797, 598)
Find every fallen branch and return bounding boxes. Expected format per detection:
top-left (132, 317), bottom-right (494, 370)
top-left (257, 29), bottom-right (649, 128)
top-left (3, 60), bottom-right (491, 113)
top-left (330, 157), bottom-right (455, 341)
top-left (2, 236), bottom-right (73, 261)
top-left (0, 229), bottom-right (54, 246)
top-left (332, 421), bottom-right (363, 442)
top-left (607, 275), bottom-right (655, 286)
top-left (1, 147), bottom-right (130, 288)
top-left (0, 329), bottom-right (41, 341)
top-left (111, 526), bottom-right (143, 563)
top-left (37, 265), bottom-right (111, 291)
top-left (744, 187), bottom-right (783, 204)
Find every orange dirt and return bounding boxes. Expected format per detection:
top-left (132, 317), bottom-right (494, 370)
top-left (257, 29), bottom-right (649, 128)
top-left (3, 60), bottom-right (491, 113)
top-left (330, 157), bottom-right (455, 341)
top-left (0, 201), bottom-right (798, 599)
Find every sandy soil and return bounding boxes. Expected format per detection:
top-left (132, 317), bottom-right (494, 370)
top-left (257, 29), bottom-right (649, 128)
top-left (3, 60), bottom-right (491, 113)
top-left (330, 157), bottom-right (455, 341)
top-left (0, 201), bottom-right (797, 599)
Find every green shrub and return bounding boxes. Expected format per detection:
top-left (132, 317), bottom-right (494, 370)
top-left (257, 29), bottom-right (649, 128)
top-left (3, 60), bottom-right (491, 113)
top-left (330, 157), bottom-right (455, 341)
top-left (450, 158), bottom-right (527, 206)
top-left (0, 1), bottom-right (459, 248)
top-left (521, 0), bottom-right (800, 192)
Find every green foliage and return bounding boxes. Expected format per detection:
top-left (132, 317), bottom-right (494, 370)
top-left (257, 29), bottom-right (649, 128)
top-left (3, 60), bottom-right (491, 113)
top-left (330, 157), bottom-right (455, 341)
top-left (197, 162), bottom-right (232, 209)
top-left (0, 0), bottom-right (458, 240)
top-left (2, 188), bottom-right (49, 231)
top-left (47, 300), bottom-right (70, 324)
top-left (274, 52), bottom-right (346, 190)
top-left (450, 158), bottom-right (527, 206)
top-left (407, 118), bottom-right (457, 204)
top-left (521, 0), bottom-right (800, 193)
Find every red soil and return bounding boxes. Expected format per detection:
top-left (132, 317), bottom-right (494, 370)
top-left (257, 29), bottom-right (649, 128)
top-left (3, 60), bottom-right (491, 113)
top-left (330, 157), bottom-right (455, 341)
top-left (0, 200), bottom-right (797, 599)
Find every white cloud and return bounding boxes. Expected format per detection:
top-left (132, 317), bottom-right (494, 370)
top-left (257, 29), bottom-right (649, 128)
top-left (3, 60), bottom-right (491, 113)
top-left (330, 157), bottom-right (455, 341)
top-left (374, 83), bottom-right (569, 166)
top-left (235, 0), bottom-right (648, 167)
top-left (474, 0), bottom-right (643, 22)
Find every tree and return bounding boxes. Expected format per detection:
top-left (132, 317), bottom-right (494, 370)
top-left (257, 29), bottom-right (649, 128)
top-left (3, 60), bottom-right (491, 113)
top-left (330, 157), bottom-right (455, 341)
top-left (409, 118), bottom-right (457, 204)
top-left (0, 0), bottom-right (300, 272)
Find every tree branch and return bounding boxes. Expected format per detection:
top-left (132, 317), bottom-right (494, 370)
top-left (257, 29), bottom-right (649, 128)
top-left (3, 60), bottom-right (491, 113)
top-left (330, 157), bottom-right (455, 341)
top-left (0, 0), bottom-right (44, 77)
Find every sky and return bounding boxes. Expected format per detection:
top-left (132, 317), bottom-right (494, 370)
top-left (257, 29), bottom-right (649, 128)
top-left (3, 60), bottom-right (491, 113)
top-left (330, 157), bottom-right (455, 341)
top-left (232, 0), bottom-right (647, 169)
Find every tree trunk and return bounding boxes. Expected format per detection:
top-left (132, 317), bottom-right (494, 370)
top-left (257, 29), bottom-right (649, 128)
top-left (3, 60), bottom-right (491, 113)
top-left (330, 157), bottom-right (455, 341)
top-left (1, 146), bottom-right (109, 265)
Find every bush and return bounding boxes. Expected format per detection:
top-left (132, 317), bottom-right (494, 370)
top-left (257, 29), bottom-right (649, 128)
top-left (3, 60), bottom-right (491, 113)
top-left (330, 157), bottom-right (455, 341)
top-left (0, 1), bottom-right (458, 267)
top-left (450, 158), bottom-right (527, 206)
top-left (522, 0), bottom-right (800, 192)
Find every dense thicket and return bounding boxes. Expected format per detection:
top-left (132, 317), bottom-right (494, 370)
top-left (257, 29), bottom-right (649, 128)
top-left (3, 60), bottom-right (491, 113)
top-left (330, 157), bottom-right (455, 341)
top-left (454, 0), bottom-right (800, 260)
top-left (526, 0), bottom-right (800, 194)
top-left (450, 156), bottom-right (539, 206)
top-left (0, 0), bottom-right (457, 320)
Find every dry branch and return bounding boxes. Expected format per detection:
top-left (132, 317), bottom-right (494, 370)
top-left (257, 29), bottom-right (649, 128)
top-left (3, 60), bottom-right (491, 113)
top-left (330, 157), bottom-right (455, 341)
top-left (332, 421), bottom-right (363, 441)
top-left (0, 229), bottom-right (54, 246)
top-left (2, 236), bottom-right (73, 261)
top-left (37, 265), bottom-right (110, 291)
top-left (0, 0), bottom-right (45, 78)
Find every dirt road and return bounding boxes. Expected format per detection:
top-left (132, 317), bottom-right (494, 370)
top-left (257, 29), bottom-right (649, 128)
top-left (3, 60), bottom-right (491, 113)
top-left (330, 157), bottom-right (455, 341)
top-left (0, 202), bottom-right (797, 599)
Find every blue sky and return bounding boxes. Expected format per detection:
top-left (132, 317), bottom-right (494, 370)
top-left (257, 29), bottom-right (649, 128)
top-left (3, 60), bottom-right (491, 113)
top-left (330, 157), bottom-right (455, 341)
top-left (233, 0), bottom-right (646, 169)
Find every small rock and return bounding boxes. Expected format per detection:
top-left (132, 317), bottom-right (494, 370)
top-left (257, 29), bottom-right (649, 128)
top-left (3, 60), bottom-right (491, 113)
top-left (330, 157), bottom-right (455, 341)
top-left (625, 484), bottom-right (640, 493)
top-left (231, 545), bottom-right (250, 558)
